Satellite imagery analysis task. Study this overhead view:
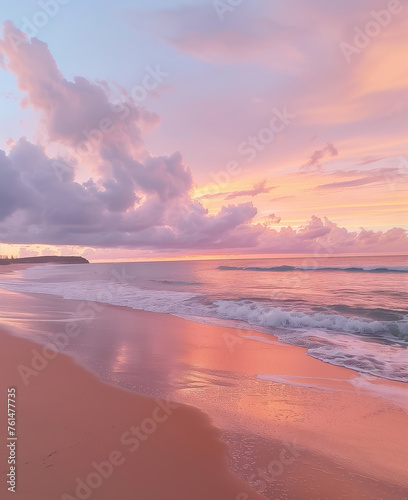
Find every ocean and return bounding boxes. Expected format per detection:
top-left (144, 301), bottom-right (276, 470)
top-left (1, 254), bottom-right (407, 382)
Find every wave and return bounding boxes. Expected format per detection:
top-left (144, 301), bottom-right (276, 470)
top-left (2, 278), bottom-right (406, 338)
top-left (218, 265), bottom-right (408, 273)
top-left (209, 299), bottom-right (408, 341)
top-left (1, 277), bottom-right (407, 381)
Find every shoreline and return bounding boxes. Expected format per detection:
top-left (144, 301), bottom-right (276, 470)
top-left (1, 282), bottom-right (408, 499)
top-left (0, 326), bottom-right (265, 500)
top-left (1, 262), bottom-right (407, 387)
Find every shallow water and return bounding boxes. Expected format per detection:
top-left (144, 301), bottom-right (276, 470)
top-left (0, 254), bottom-right (407, 381)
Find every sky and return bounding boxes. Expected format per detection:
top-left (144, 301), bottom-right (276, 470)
top-left (0, 0), bottom-right (407, 260)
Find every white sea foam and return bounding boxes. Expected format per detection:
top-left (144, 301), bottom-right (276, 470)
top-left (0, 270), bottom-right (407, 382)
top-left (349, 374), bottom-right (408, 411)
top-left (1, 277), bottom-right (406, 338)
top-left (283, 329), bottom-right (408, 383)
top-left (210, 299), bottom-right (408, 337)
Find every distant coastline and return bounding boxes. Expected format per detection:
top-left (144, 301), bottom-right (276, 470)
top-left (0, 256), bottom-right (89, 265)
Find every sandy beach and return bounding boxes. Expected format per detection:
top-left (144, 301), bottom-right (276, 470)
top-left (1, 1), bottom-right (408, 497)
top-left (1, 271), bottom-right (408, 499)
top-left (0, 327), bottom-right (265, 500)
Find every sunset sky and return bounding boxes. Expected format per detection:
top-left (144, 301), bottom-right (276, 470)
top-left (0, 0), bottom-right (407, 260)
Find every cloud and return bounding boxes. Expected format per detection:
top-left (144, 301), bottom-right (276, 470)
top-left (125, 4), bottom-right (306, 69)
top-left (0, 22), bottom-right (407, 256)
top-left (0, 137), bottom-right (260, 250)
top-left (225, 180), bottom-right (275, 200)
top-left (314, 167), bottom-right (408, 190)
top-left (0, 23), bottom-right (262, 250)
top-left (0, 21), bottom-right (158, 156)
top-left (354, 156), bottom-right (385, 167)
top-left (297, 215), bottom-right (332, 240)
top-left (300, 143), bottom-right (338, 171)
top-left (316, 178), bottom-right (379, 190)
top-left (122, 0), bottom-right (408, 180)
top-left (265, 214), bottom-right (282, 225)
top-left (198, 180), bottom-right (275, 201)
top-left (254, 216), bottom-right (408, 254)
top-left (0, 139), bottom-right (406, 254)
top-left (0, 148), bottom-right (30, 219)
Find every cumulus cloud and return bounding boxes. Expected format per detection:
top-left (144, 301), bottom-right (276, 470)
top-left (266, 214), bottom-right (282, 225)
top-left (0, 22), bottom-right (262, 250)
top-left (0, 21), bottom-right (158, 158)
top-left (0, 137), bottom-right (261, 249)
top-left (0, 22), bottom-right (407, 256)
top-left (259, 213), bottom-right (282, 228)
top-left (0, 138), bottom-right (406, 254)
top-left (254, 217), bottom-right (408, 254)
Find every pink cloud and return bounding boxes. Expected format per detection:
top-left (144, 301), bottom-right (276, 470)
top-left (300, 144), bottom-right (339, 172)
top-left (125, 4), bottom-right (306, 69)
top-left (0, 22), bottom-right (407, 255)
top-left (198, 180), bottom-right (275, 201)
top-left (0, 21), bottom-right (158, 158)
top-left (265, 214), bottom-right (282, 225)
top-left (1, 137), bottom-right (406, 254)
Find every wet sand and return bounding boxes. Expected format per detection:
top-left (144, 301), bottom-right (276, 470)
top-left (0, 280), bottom-right (407, 499)
top-left (0, 326), bottom-right (266, 500)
